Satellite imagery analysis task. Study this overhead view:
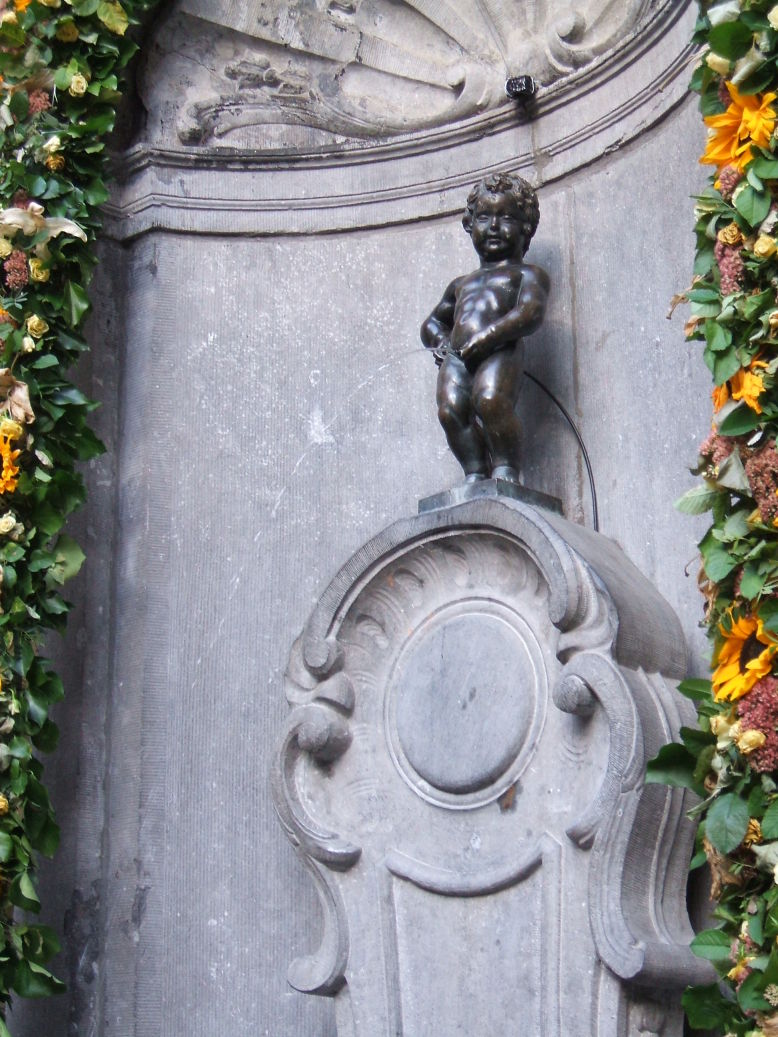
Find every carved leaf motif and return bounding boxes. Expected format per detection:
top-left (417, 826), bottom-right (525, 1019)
top-left (162, 0), bottom-right (664, 144)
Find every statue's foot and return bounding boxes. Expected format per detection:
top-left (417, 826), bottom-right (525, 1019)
top-left (492, 465), bottom-right (520, 484)
top-left (464, 472), bottom-right (488, 484)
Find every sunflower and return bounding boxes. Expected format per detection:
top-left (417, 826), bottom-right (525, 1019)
top-left (730, 366), bottom-right (766, 413)
top-left (713, 613), bottom-right (778, 702)
top-left (701, 82), bottom-right (777, 175)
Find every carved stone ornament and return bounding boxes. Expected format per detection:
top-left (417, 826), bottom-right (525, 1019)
top-left (108, 1), bottom-right (695, 238)
top-left (272, 491), bottom-right (711, 1036)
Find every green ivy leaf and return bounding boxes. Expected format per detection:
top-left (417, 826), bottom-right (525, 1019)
top-left (63, 281), bottom-right (91, 328)
top-left (706, 792), bottom-right (750, 854)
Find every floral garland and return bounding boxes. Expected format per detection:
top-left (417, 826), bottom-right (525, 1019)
top-left (0, 0), bottom-right (153, 1027)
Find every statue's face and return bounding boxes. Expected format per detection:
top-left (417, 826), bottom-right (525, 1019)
top-left (469, 192), bottom-right (524, 261)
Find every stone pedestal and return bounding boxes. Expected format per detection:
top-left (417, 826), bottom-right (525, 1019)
top-left (273, 489), bottom-right (709, 1036)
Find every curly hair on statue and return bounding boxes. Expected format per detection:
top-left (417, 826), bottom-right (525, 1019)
top-left (461, 173), bottom-right (540, 252)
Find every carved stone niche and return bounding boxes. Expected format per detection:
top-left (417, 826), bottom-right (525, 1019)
top-left (272, 492), bottom-right (711, 1036)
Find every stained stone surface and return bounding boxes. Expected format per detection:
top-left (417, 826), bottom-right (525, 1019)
top-left (10, 2), bottom-right (713, 1035)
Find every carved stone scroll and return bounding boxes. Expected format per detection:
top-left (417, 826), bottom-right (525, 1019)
top-left (272, 491), bottom-right (710, 1035)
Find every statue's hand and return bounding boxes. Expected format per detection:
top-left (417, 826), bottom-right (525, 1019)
top-left (459, 328), bottom-right (493, 369)
top-left (432, 335), bottom-right (450, 368)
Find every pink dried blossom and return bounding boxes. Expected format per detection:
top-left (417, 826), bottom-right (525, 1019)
top-left (745, 443), bottom-right (778, 523)
top-left (27, 90), bottom-right (50, 116)
top-left (719, 164), bottom-right (743, 201)
top-left (737, 676), bottom-right (778, 772)
top-left (715, 239), bottom-right (745, 294)
top-left (700, 431), bottom-right (734, 468)
top-left (11, 190), bottom-right (29, 210)
top-left (3, 250), bottom-right (27, 292)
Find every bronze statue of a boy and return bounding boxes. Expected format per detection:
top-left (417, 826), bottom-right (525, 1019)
top-left (421, 173), bottom-right (549, 484)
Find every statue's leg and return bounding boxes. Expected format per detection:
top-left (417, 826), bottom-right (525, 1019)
top-left (471, 345), bottom-right (523, 482)
top-left (436, 355), bottom-right (488, 480)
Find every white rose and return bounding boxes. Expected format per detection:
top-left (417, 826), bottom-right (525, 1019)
top-left (0, 512), bottom-right (16, 535)
top-left (769, 6), bottom-right (778, 30)
top-left (706, 51), bottom-right (731, 76)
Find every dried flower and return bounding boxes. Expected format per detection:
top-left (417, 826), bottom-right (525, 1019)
top-left (766, 985), bottom-right (778, 1008)
top-left (700, 431), bottom-right (734, 468)
top-left (3, 250), bottom-right (27, 292)
top-left (718, 164), bottom-right (743, 200)
top-left (57, 22), bottom-right (79, 43)
top-left (737, 729), bottom-right (767, 754)
top-left (0, 240), bottom-right (12, 262)
top-left (745, 818), bottom-right (763, 846)
top-left (715, 239), bottom-right (745, 294)
top-left (0, 795), bottom-right (10, 817)
top-left (27, 90), bottom-right (50, 116)
top-left (707, 52), bottom-right (731, 76)
top-left (0, 311), bottom-right (13, 328)
top-left (44, 154), bottom-right (65, 173)
top-left (0, 512), bottom-right (16, 535)
top-left (746, 443), bottom-right (778, 523)
top-left (738, 677), bottom-right (778, 772)
top-left (719, 222), bottom-right (744, 247)
top-left (68, 72), bottom-right (87, 94)
top-left (25, 315), bottom-right (48, 339)
top-left (28, 258), bottom-right (49, 283)
top-left (713, 382), bottom-right (730, 410)
top-left (755, 235), bottom-right (778, 259)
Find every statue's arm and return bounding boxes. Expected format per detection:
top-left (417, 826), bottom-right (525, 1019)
top-left (460, 265), bottom-right (549, 367)
top-left (420, 280), bottom-right (458, 362)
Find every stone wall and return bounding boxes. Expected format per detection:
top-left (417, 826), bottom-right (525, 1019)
top-left (11, 2), bottom-right (712, 1034)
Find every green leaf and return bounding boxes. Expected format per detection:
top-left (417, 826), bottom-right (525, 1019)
top-left (97, 0), bottom-right (128, 34)
top-left (8, 90), bottom-right (28, 121)
top-left (682, 983), bottom-right (732, 1030)
top-left (735, 183), bottom-right (772, 226)
top-left (719, 403), bottom-right (761, 435)
top-left (13, 960), bottom-right (64, 998)
top-left (690, 927), bottom-right (734, 962)
top-left (751, 157), bottom-right (778, 180)
top-left (740, 560), bottom-right (767, 598)
top-left (0, 832), bottom-right (13, 862)
top-left (674, 484), bottom-right (722, 515)
top-left (700, 534), bottom-right (738, 581)
top-left (705, 321), bottom-right (732, 352)
top-left (706, 792), bottom-right (750, 853)
top-left (709, 20), bottom-right (756, 60)
top-left (645, 743), bottom-right (697, 789)
top-left (63, 281), bottom-right (91, 328)
top-left (712, 347), bottom-right (742, 385)
top-left (677, 678), bottom-right (712, 701)
top-left (53, 534), bottom-right (85, 583)
top-left (762, 801), bottom-right (778, 840)
top-left (738, 968), bottom-right (771, 1012)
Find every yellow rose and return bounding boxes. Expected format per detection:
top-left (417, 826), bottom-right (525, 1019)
top-left (0, 420), bottom-right (22, 441)
top-left (0, 240), bottom-right (12, 261)
top-left (706, 51), bottom-right (731, 76)
top-left (25, 315), bottom-right (48, 339)
top-left (770, 310), bottom-right (778, 335)
top-left (45, 154), bottom-right (65, 172)
top-left (737, 729), bottom-right (767, 754)
top-left (718, 222), bottom-right (743, 246)
top-left (0, 11), bottom-right (18, 24)
top-left (754, 235), bottom-right (777, 259)
top-left (0, 795), bottom-right (9, 816)
top-left (57, 21), bottom-right (79, 43)
top-left (21, 336), bottom-right (36, 354)
top-left (769, 6), bottom-right (778, 30)
top-left (42, 135), bottom-right (61, 153)
top-left (28, 259), bottom-right (49, 283)
top-left (68, 72), bottom-right (88, 96)
top-left (0, 513), bottom-right (16, 535)
top-left (37, 0), bottom-right (61, 6)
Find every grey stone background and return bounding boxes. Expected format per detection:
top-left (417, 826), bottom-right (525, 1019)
top-left (11, 6), bottom-right (712, 1035)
